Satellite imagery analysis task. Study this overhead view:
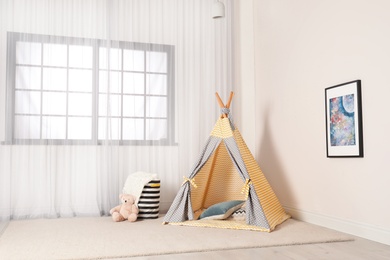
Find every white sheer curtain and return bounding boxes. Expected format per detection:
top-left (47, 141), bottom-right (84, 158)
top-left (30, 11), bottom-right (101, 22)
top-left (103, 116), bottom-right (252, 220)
top-left (0, 0), bottom-right (234, 220)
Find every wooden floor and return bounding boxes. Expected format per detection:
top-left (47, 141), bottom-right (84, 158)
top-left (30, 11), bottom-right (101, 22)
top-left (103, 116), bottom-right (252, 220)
top-left (120, 235), bottom-right (390, 260)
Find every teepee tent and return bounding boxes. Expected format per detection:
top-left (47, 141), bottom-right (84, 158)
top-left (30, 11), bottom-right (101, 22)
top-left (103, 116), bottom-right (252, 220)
top-left (163, 92), bottom-right (290, 232)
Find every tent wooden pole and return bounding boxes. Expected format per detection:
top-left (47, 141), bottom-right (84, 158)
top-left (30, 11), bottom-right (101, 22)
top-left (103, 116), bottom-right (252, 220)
top-left (226, 91), bottom-right (234, 108)
top-left (215, 92), bottom-right (225, 108)
top-left (215, 92), bottom-right (227, 118)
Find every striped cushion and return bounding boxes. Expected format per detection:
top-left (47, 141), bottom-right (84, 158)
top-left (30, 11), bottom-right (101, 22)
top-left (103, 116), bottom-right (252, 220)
top-left (137, 180), bottom-right (160, 219)
top-left (228, 208), bottom-right (246, 221)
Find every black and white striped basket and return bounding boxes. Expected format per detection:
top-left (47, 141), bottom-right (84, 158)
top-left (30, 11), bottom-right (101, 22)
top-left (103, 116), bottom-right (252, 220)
top-left (137, 180), bottom-right (160, 219)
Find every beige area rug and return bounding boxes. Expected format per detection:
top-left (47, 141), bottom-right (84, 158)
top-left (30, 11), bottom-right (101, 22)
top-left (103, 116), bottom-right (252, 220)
top-left (0, 216), bottom-right (353, 260)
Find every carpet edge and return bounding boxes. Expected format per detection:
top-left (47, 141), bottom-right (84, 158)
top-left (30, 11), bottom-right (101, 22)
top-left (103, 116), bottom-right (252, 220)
top-left (68, 237), bottom-right (355, 260)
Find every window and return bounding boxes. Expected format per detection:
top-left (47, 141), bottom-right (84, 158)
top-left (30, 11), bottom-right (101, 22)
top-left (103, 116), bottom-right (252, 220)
top-left (6, 32), bottom-right (175, 145)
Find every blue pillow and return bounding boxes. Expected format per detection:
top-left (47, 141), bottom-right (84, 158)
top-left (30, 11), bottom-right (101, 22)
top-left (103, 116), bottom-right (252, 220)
top-left (199, 200), bottom-right (245, 220)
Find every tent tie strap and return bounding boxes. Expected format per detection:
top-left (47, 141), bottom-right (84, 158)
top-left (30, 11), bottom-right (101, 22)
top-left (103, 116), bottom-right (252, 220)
top-left (182, 177), bottom-right (197, 189)
top-left (221, 108), bottom-right (235, 130)
top-left (241, 179), bottom-right (252, 200)
top-left (221, 107), bottom-right (230, 115)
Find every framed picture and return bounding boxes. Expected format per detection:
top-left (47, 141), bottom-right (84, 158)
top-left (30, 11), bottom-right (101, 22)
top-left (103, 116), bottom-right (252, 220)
top-left (325, 80), bottom-right (364, 157)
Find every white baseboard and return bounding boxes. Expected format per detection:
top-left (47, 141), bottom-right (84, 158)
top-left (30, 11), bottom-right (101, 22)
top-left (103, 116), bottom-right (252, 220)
top-left (284, 206), bottom-right (390, 246)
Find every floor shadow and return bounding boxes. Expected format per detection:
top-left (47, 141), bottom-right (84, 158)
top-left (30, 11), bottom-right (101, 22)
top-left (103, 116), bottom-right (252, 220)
top-left (256, 106), bottom-right (296, 210)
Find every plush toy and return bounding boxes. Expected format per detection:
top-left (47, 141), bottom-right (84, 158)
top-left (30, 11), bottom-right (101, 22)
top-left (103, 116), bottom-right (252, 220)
top-left (110, 194), bottom-right (139, 222)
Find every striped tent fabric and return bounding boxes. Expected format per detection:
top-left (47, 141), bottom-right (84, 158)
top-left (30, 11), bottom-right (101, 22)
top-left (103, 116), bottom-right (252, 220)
top-left (163, 92), bottom-right (290, 232)
top-left (138, 180), bottom-right (160, 219)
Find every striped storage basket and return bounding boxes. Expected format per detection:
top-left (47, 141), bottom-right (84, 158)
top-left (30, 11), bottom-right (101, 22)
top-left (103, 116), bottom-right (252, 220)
top-left (137, 180), bottom-right (160, 219)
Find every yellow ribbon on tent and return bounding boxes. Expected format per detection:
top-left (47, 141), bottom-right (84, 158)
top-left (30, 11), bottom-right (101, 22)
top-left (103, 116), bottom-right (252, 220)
top-left (241, 179), bottom-right (251, 200)
top-left (182, 177), bottom-right (197, 188)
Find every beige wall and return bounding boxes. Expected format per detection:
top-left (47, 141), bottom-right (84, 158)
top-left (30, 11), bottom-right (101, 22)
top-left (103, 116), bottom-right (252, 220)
top-left (235, 0), bottom-right (390, 245)
top-left (233, 0), bottom-right (256, 153)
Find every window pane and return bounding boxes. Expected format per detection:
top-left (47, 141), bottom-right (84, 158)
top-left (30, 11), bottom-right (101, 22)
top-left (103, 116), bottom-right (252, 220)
top-left (123, 72), bottom-right (144, 94)
top-left (69, 69), bottom-right (92, 92)
top-left (146, 96), bottom-right (167, 117)
top-left (14, 115), bottom-right (41, 139)
top-left (68, 117), bottom-right (92, 139)
top-left (98, 71), bottom-right (108, 93)
top-left (43, 43), bottom-right (67, 67)
top-left (99, 71), bottom-right (121, 93)
top-left (146, 51), bottom-right (167, 73)
top-left (146, 119), bottom-right (167, 140)
top-left (42, 92), bottom-right (67, 115)
top-left (146, 74), bottom-right (167, 95)
top-left (10, 33), bottom-right (173, 143)
top-left (98, 118), bottom-right (121, 140)
top-left (109, 72), bottom-right (122, 94)
top-left (98, 94), bottom-right (107, 116)
top-left (68, 93), bottom-right (92, 116)
top-left (99, 47), bottom-right (121, 70)
top-left (42, 116), bottom-right (66, 139)
top-left (69, 45), bottom-right (92, 68)
top-left (123, 118), bottom-right (144, 140)
top-left (99, 48), bottom-right (108, 69)
top-left (15, 90), bottom-right (41, 114)
top-left (16, 42), bottom-right (41, 65)
top-left (15, 66), bottom-right (41, 90)
top-left (123, 50), bottom-right (144, 72)
top-left (123, 95), bottom-right (144, 117)
top-left (43, 68), bottom-right (67, 91)
top-left (98, 94), bottom-right (121, 116)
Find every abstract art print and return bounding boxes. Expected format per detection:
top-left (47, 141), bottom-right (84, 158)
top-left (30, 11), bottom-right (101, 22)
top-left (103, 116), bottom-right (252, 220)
top-left (325, 80), bottom-right (364, 157)
top-left (329, 94), bottom-right (355, 146)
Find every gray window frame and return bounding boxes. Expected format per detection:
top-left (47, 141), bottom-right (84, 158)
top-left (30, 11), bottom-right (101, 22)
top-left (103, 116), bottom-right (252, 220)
top-left (5, 32), bottom-right (175, 146)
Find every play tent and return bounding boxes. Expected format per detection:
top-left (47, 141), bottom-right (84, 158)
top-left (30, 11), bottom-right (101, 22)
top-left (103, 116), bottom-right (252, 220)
top-left (163, 92), bottom-right (290, 232)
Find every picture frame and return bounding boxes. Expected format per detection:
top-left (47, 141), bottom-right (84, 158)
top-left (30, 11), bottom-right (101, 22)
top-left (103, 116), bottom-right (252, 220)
top-left (325, 80), bottom-right (364, 158)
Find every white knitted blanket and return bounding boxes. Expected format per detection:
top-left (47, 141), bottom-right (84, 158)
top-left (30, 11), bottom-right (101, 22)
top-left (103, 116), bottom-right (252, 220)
top-left (122, 171), bottom-right (158, 204)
